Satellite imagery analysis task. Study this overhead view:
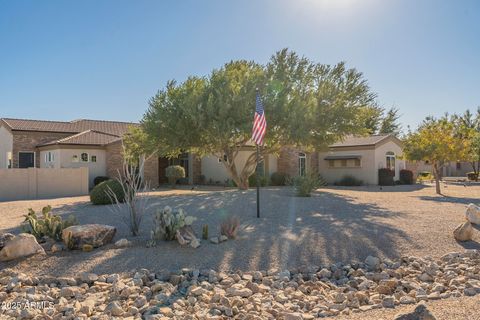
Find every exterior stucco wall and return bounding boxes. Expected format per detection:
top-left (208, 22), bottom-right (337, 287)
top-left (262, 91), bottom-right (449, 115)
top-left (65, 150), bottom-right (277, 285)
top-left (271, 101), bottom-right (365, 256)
top-left (56, 148), bottom-right (106, 188)
top-left (318, 148), bottom-right (376, 185)
top-left (0, 125), bottom-right (13, 168)
top-left (374, 140), bottom-right (405, 182)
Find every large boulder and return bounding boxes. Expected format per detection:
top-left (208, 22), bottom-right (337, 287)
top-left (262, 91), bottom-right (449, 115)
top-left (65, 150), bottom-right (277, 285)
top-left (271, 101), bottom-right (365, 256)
top-left (466, 203), bottom-right (480, 225)
top-left (0, 233), bottom-right (15, 251)
top-left (453, 221), bottom-right (473, 242)
top-left (0, 233), bottom-right (45, 262)
top-left (62, 224), bottom-right (116, 249)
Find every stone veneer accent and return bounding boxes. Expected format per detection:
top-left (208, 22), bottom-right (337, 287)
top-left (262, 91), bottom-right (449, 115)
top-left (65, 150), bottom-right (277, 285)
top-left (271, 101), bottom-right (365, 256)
top-left (106, 141), bottom-right (159, 187)
top-left (12, 131), bottom-right (72, 168)
top-left (277, 146), bottom-right (318, 177)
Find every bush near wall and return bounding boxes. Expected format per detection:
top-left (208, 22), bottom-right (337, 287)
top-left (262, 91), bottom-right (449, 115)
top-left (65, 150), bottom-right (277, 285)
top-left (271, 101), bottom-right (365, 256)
top-left (467, 172), bottom-right (479, 181)
top-left (334, 175), bottom-right (363, 186)
top-left (94, 176), bottom-right (110, 186)
top-left (399, 169), bottom-right (414, 185)
top-left (90, 180), bottom-right (125, 205)
top-left (270, 172), bottom-right (287, 186)
top-left (248, 174), bottom-right (268, 187)
top-left (165, 165), bottom-right (185, 187)
top-left (378, 168), bottom-right (395, 186)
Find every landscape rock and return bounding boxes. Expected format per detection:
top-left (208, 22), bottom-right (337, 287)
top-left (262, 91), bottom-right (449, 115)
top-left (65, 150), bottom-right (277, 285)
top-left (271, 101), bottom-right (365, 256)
top-left (210, 237), bottom-right (219, 244)
top-left (114, 238), bottom-right (131, 248)
top-left (0, 233), bottom-right (15, 251)
top-left (393, 303), bottom-right (437, 320)
top-left (0, 233), bottom-right (45, 262)
top-left (365, 255), bottom-right (381, 270)
top-left (219, 235), bottom-right (228, 242)
top-left (62, 224), bottom-right (116, 249)
top-left (453, 221), bottom-right (473, 242)
top-left (466, 203), bottom-right (480, 225)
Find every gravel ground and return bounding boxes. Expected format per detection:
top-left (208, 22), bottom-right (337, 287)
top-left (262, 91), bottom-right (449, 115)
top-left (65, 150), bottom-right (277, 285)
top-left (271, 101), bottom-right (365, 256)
top-left (335, 295), bottom-right (480, 320)
top-left (0, 184), bottom-right (479, 277)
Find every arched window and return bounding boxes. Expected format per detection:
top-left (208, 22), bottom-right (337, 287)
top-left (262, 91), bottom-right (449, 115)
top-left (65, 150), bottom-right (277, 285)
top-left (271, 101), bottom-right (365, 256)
top-left (386, 151), bottom-right (395, 170)
top-left (298, 152), bottom-right (306, 176)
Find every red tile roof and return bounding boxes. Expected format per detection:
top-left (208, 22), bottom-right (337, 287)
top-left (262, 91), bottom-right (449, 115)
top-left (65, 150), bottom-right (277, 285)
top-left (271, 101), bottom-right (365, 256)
top-left (38, 130), bottom-right (121, 147)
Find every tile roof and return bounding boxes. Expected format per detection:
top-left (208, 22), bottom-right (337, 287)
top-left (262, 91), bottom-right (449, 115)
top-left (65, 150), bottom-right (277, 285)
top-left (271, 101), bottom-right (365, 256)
top-left (1, 118), bottom-right (137, 136)
top-left (329, 134), bottom-right (392, 147)
top-left (38, 130), bottom-right (121, 147)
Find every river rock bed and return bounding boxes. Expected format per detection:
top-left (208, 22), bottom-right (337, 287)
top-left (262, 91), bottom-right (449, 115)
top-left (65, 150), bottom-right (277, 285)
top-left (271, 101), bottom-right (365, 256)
top-left (1, 250), bottom-right (479, 319)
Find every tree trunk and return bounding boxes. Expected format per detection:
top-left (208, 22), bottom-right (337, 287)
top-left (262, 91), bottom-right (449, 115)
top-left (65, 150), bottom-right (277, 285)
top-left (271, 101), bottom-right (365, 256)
top-left (221, 148), bottom-right (265, 190)
top-left (433, 162), bottom-right (442, 195)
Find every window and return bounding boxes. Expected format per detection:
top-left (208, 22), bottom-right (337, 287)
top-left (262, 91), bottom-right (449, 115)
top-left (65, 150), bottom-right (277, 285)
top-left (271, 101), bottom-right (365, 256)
top-left (354, 158), bottom-right (361, 167)
top-left (456, 162), bottom-right (461, 170)
top-left (341, 159), bottom-right (347, 167)
top-left (72, 155), bottom-right (79, 162)
top-left (386, 151), bottom-right (395, 170)
top-left (328, 160), bottom-right (335, 168)
top-left (298, 153), bottom-right (306, 176)
top-left (18, 152), bottom-right (35, 168)
top-left (81, 153), bottom-right (88, 162)
top-left (45, 152), bottom-right (54, 163)
top-left (91, 155), bottom-right (97, 163)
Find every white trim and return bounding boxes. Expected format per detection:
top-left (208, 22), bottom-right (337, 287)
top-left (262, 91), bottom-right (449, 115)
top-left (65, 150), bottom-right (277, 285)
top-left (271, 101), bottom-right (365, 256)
top-left (18, 151), bottom-right (36, 168)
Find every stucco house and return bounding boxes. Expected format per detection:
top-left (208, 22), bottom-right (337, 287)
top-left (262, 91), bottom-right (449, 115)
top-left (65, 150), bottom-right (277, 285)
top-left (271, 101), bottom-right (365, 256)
top-left (1, 117), bottom-right (404, 188)
top-left (0, 118), bottom-right (159, 188)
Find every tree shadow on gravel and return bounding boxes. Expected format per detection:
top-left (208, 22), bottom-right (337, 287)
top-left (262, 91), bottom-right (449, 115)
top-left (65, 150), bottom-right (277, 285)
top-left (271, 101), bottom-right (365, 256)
top-left (417, 196), bottom-right (479, 205)
top-left (1, 187), bottom-right (418, 276)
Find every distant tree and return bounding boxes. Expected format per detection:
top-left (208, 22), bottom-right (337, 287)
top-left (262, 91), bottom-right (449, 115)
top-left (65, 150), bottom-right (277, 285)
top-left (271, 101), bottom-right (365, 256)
top-left (403, 116), bottom-right (464, 194)
top-left (141, 49), bottom-right (378, 189)
top-left (379, 107), bottom-right (402, 135)
top-left (452, 107), bottom-right (480, 177)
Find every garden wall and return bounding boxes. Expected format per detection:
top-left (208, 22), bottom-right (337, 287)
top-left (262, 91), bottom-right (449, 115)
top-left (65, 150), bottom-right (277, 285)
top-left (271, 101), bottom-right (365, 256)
top-left (0, 167), bottom-right (88, 201)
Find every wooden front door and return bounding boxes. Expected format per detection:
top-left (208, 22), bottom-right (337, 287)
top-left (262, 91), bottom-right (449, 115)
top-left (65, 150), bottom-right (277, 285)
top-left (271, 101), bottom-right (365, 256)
top-left (158, 157), bottom-right (169, 184)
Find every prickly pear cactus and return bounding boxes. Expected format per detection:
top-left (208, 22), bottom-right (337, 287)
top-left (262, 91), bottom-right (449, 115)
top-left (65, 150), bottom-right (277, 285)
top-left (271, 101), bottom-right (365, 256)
top-left (147, 206), bottom-right (197, 247)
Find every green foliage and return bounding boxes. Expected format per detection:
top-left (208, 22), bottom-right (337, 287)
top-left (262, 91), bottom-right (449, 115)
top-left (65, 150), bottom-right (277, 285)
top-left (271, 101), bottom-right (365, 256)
top-left (248, 174), bottom-right (268, 187)
top-left (417, 172), bottom-right (433, 182)
top-left (379, 107), bottom-right (402, 135)
top-left (270, 172), bottom-right (287, 186)
top-left (467, 172), bottom-right (479, 181)
top-left (165, 165), bottom-right (185, 187)
top-left (399, 169), bottom-right (414, 185)
top-left (378, 168), bottom-right (395, 186)
top-left (93, 176), bottom-right (110, 186)
top-left (335, 175), bottom-right (363, 186)
top-left (290, 172), bottom-right (326, 197)
top-left (148, 206), bottom-right (196, 246)
top-left (220, 215), bottom-right (240, 239)
top-left (23, 205), bottom-right (77, 241)
top-left (90, 180), bottom-right (125, 205)
top-left (202, 224), bottom-right (209, 240)
top-left (140, 49), bottom-right (378, 189)
top-left (403, 116), bottom-right (465, 194)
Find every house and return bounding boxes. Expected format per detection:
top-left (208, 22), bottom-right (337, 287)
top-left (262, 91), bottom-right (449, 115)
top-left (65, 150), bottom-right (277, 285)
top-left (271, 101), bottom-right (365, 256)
top-left (406, 160), bottom-right (474, 178)
top-left (0, 118), bottom-right (159, 188)
top-left (318, 134), bottom-right (405, 185)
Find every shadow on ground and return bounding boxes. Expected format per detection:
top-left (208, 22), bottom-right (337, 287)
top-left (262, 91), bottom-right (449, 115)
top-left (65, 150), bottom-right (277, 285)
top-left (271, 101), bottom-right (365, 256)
top-left (0, 187), bottom-right (421, 276)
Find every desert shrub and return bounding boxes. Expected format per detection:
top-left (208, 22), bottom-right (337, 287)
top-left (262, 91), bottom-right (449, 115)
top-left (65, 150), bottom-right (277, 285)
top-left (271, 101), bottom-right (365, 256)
top-left (467, 172), bottom-right (479, 181)
top-left (399, 169), bottom-right (414, 184)
top-left (270, 172), bottom-right (287, 186)
top-left (289, 172), bottom-right (326, 197)
top-left (378, 168), bottom-right (395, 186)
top-left (93, 176), bottom-right (110, 186)
top-left (148, 206), bottom-right (196, 245)
top-left (177, 177), bottom-right (189, 185)
top-left (248, 174), bottom-right (268, 187)
top-left (220, 215), bottom-right (240, 239)
top-left (90, 180), bottom-right (125, 205)
top-left (225, 179), bottom-right (237, 187)
top-left (23, 205), bottom-right (77, 241)
top-left (418, 171), bottom-right (432, 177)
top-left (335, 175), bottom-right (363, 186)
top-left (165, 165), bottom-right (185, 187)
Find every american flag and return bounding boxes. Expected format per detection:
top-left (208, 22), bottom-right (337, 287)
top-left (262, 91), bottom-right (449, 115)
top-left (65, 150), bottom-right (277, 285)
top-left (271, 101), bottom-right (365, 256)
top-left (252, 91), bottom-right (267, 145)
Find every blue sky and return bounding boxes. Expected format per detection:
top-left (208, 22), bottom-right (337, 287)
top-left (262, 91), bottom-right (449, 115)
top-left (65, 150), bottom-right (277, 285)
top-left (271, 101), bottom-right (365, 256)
top-left (0, 0), bottom-right (479, 130)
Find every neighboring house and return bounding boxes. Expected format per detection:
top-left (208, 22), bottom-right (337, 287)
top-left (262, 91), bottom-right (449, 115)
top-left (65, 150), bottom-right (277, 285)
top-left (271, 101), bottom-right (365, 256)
top-left (0, 118), bottom-right (159, 188)
top-left (406, 160), bottom-right (474, 178)
top-left (318, 134), bottom-right (405, 185)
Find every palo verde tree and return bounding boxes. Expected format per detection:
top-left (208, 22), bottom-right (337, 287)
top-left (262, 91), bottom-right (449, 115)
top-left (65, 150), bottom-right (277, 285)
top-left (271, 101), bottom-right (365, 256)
top-left (140, 49), bottom-right (378, 189)
top-left (403, 116), bottom-right (464, 194)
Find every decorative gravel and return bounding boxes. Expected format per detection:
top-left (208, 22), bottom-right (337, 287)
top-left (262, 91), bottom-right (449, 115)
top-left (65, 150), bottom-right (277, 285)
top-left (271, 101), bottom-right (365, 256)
top-left (0, 184), bottom-right (479, 277)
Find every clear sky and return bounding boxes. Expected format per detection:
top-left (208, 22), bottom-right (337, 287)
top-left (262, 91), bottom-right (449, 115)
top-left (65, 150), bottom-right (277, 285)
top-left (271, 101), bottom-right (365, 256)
top-left (0, 0), bottom-right (479, 130)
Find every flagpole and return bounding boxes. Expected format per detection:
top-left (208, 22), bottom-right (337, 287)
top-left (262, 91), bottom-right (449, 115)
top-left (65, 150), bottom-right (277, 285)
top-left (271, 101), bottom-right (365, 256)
top-left (256, 144), bottom-right (260, 218)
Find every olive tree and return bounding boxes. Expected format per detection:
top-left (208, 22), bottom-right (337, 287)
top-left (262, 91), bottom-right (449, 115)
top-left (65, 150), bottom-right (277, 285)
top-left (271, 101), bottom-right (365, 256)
top-left (140, 49), bottom-right (378, 189)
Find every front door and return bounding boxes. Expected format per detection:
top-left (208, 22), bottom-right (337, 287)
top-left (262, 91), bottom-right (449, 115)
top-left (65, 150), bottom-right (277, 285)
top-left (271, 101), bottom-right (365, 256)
top-left (158, 157), bottom-right (169, 184)
top-left (19, 152), bottom-right (35, 168)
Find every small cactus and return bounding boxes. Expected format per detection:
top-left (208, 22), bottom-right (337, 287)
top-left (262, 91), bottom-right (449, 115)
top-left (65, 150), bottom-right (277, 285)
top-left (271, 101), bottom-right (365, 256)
top-left (202, 224), bottom-right (209, 240)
